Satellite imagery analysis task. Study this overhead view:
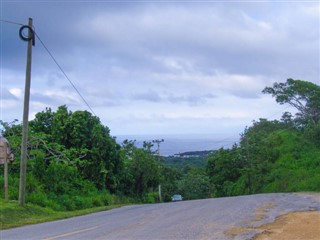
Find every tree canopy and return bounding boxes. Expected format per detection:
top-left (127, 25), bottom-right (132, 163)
top-left (262, 78), bottom-right (320, 125)
top-left (0, 79), bottom-right (319, 210)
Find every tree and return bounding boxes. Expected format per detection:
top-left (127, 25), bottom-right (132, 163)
top-left (206, 146), bottom-right (244, 197)
top-left (51, 105), bottom-right (70, 146)
top-left (160, 165), bottom-right (182, 201)
top-left (262, 79), bottom-right (320, 125)
top-left (29, 108), bottom-right (54, 135)
top-left (29, 106), bottom-right (122, 191)
top-left (120, 140), bottom-right (160, 195)
top-left (239, 119), bottom-right (283, 194)
top-left (177, 168), bottom-right (209, 200)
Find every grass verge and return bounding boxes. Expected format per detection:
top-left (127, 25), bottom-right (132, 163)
top-left (0, 199), bottom-right (123, 230)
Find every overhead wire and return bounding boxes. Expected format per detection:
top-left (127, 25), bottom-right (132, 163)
top-left (1, 18), bottom-right (96, 116)
top-left (0, 19), bottom-right (24, 26)
top-left (34, 32), bottom-right (97, 116)
top-left (1, 18), bottom-right (305, 147)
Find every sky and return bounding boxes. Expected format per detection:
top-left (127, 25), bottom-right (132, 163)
top-left (0, 0), bottom-right (319, 139)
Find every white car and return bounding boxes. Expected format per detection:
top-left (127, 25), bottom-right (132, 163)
top-left (171, 194), bottom-right (183, 202)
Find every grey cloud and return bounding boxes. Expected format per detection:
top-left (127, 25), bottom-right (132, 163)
top-left (167, 93), bottom-right (216, 106)
top-left (230, 90), bottom-right (261, 99)
top-left (132, 90), bottom-right (162, 102)
top-left (31, 93), bottom-right (64, 105)
top-left (76, 3), bottom-right (317, 82)
top-left (0, 88), bottom-right (18, 100)
top-left (132, 89), bottom-right (216, 106)
top-left (4, 2), bottom-right (317, 82)
top-left (31, 91), bottom-right (80, 106)
top-left (2, 1), bottom-right (319, 135)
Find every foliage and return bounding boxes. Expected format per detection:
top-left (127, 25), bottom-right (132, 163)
top-left (263, 78), bottom-right (320, 125)
top-left (162, 154), bottom-right (208, 170)
top-left (207, 145), bottom-right (244, 197)
top-left (176, 168), bottom-right (210, 200)
top-left (207, 120), bottom-right (320, 196)
top-left (207, 79), bottom-right (320, 197)
top-left (160, 165), bottom-right (182, 202)
top-left (0, 106), bottom-right (162, 210)
top-left (0, 198), bottom-right (123, 230)
top-left (119, 140), bottom-right (160, 196)
top-left (0, 79), bottom-right (319, 213)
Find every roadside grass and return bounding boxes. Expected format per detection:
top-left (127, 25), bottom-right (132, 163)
top-left (0, 199), bottom-right (123, 230)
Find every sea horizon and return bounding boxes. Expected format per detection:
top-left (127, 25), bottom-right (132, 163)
top-left (114, 133), bottom-right (240, 156)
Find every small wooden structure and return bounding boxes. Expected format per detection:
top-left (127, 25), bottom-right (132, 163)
top-left (0, 136), bottom-right (14, 202)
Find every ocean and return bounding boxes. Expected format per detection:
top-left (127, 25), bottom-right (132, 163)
top-left (115, 134), bottom-right (239, 156)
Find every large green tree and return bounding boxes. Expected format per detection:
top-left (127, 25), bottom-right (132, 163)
top-left (238, 119), bottom-right (283, 194)
top-left (28, 106), bottom-right (122, 191)
top-left (120, 140), bottom-right (160, 195)
top-left (262, 78), bottom-right (320, 125)
top-left (177, 168), bottom-right (209, 200)
top-left (207, 146), bottom-right (244, 197)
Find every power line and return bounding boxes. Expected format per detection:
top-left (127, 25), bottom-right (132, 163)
top-left (1, 18), bottom-right (96, 116)
top-left (0, 19), bottom-right (24, 26)
top-left (34, 32), bottom-right (97, 116)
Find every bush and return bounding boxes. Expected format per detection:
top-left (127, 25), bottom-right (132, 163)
top-left (142, 192), bottom-right (157, 203)
top-left (44, 162), bottom-right (79, 195)
top-left (92, 196), bottom-right (104, 207)
top-left (56, 194), bottom-right (76, 211)
top-left (0, 174), bottom-right (20, 200)
top-left (304, 123), bottom-right (320, 147)
top-left (73, 195), bottom-right (93, 209)
top-left (26, 191), bottom-right (48, 207)
top-left (99, 191), bottom-right (114, 205)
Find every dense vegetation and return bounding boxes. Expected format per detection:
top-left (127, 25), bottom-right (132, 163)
top-left (162, 151), bottom-right (211, 170)
top-left (207, 79), bottom-right (320, 197)
top-left (0, 79), bottom-right (319, 211)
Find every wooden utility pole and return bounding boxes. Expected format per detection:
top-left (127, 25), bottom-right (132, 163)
top-left (152, 139), bottom-right (164, 202)
top-left (19, 18), bottom-right (34, 206)
top-left (246, 137), bottom-right (252, 194)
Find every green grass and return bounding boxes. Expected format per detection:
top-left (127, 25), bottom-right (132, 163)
top-left (0, 199), bottom-right (123, 230)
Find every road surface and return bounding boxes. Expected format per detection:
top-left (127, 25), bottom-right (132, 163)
top-left (1, 193), bottom-right (319, 240)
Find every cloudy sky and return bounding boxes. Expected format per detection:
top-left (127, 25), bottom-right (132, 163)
top-left (1, 1), bottom-right (319, 139)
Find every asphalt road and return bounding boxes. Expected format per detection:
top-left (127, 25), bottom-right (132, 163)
top-left (1, 193), bottom-right (319, 240)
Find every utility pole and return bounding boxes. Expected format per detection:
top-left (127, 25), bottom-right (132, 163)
top-left (153, 139), bottom-right (164, 157)
top-left (152, 139), bottom-right (164, 202)
top-left (19, 18), bottom-right (34, 206)
top-left (245, 136), bottom-right (252, 194)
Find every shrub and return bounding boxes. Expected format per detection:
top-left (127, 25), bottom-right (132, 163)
top-left (73, 195), bottom-right (93, 209)
top-left (100, 191), bottom-right (114, 205)
top-left (142, 192), bottom-right (157, 203)
top-left (55, 194), bottom-right (76, 211)
top-left (26, 192), bottom-right (48, 207)
top-left (0, 174), bottom-right (20, 200)
top-left (92, 196), bottom-right (104, 207)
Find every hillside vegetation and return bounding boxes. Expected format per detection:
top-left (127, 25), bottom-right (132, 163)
top-left (207, 119), bottom-right (320, 197)
top-left (0, 79), bottom-right (319, 211)
top-left (207, 78), bottom-right (320, 197)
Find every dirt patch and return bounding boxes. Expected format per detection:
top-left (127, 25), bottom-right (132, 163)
top-left (225, 226), bottom-right (253, 237)
top-left (225, 202), bottom-right (275, 238)
top-left (252, 202), bottom-right (275, 222)
top-left (226, 211), bottom-right (320, 240)
top-left (252, 211), bottom-right (320, 240)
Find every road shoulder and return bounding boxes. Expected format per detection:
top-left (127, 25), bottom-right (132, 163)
top-left (252, 211), bottom-right (320, 240)
top-left (226, 211), bottom-right (320, 240)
